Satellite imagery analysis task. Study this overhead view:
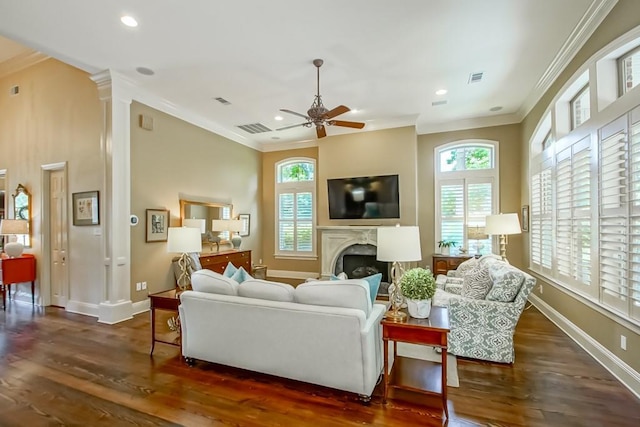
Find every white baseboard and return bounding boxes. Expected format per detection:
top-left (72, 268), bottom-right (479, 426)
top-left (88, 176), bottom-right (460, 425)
top-left (66, 300), bottom-right (99, 318)
top-left (267, 269), bottom-right (318, 280)
top-left (133, 299), bottom-right (150, 315)
top-left (98, 300), bottom-right (134, 325)
top-left (529, 294), bottom-right (640, 399)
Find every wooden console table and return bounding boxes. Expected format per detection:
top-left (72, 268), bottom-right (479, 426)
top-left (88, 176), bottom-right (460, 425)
top-left (381, 306), bottom-right (450, 418)
top-left (432, 254), bottom-right (472, 275)
top-left (1, 253), bottom-right (36, 310)
top-left (200, 250), bottom-right (251, 274)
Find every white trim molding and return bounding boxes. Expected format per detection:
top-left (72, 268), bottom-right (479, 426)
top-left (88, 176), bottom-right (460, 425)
top-left (530, 294), bottom-right (640, 399)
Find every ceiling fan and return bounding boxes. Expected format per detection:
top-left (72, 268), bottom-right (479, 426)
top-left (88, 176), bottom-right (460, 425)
top-left (277, 59), bottom-right (365, 139)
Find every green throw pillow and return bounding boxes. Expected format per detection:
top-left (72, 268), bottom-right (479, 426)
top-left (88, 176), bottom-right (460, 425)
top-left (331, 273), bottom-right (382, 303)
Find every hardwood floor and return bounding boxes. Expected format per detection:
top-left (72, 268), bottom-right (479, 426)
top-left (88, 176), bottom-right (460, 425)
top-left (0, 301), bottom-right (638, 426)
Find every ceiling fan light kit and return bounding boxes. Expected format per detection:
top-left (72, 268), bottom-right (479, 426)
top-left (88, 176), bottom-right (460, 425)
top-left (277, 58), bottom-right (365, 139)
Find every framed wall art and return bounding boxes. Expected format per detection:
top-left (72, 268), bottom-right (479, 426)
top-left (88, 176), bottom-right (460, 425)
top-left (521, 205), bottom-right (529, 232)
top-left (146, 209), bottom-right (170, 242)
top-left (238, 213), bottom-right (250, 237)
top-left (72, 191), bottom-right (100, 226)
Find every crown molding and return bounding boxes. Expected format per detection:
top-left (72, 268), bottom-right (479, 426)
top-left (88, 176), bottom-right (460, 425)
top-left (0, 51), bottom-right (48, 78)
top-left (416, 112), bottom-right (521, 136)
top-left (518, 0), bottom-right (619, 120)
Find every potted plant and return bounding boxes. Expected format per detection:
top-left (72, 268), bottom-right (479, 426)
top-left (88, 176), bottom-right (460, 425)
top-left (438, 240), bottom-right (457, 255)
top-left (399, 267), bottom-right (436, 318)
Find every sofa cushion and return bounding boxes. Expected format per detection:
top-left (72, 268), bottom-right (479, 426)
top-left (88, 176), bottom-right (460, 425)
top-left (331, 273), bottom-right (381, 303)
top-left (486, 263), bottom-right (525, 302)
top-left (461, 264), bottom-right (493, 299)
top-left (230, 266), bottom-right (252, 284)
top-left (295, 279), bottom-right (371, 316)
top-left (238, 279), bottom-right (295, 302)
top-left (191, 269), bottom-right (239, 295)
top-left (223, 262), bottom-right (237, 278)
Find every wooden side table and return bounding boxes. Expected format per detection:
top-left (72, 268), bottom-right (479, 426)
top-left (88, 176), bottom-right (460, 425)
top-left (381, 306), bottom-right (450, 418)
top-left (149, 289), bottom-right (181, 355)
top-left (1, 253), bottom-right (36, 310)
top-left (252, 265), bottom-right (267, 280)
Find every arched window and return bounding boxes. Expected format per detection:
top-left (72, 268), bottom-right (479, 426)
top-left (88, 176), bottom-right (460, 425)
top-left (275, 158), bottom-right (316, 257)
top-left (434, 141), bottom-right (498, 255)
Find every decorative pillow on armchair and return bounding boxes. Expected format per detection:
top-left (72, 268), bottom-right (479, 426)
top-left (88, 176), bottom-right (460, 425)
top-left (456, 257), bottom-right (479, 276)
top-left (461, 264), bottom-right (493, 299)
top-left (486, 263), bottom-right (524, 302)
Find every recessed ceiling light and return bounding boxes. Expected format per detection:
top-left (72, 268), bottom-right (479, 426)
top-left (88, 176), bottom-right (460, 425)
top-left (136, 67), bottom-right (154, 76)
top-left (351, 109), bottom-right (359, 113)
top-left (121, 15), bottom-right (138, 27)
top-left (275, 116), bottom-right (283, 121)
top-left (490, 106), bottom-right (503, 112)
top-left (435, 89), bottom-right (447, 96)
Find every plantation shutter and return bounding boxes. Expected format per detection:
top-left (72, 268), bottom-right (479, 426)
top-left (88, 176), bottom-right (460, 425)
top-left (630, 109), bottom-right (640, 320)
top-left (467, 180), bottom-right (493, 251)
top-left (531, 161), bottom-right (553, 273)
top-left (278, 193), bottom-right (295, 251)
top-left (556, 147), bottom-right (572, 279)
top-left (440, 182), bottom-right (464, 243)
top-left (571, 138), bottom-right (592, 288)
top-left (599, 116), bottom-right (628, 314)
top-left (296, 192), bottom-right (313, 252)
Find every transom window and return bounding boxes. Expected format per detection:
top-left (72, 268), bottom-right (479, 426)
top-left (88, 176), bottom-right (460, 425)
top-left (275, 158), bottom-right (316, 257)
top-left (435, 142), bottom-right (498, 255)
top-left (618, 45), bottom-right (640, 95)
top-left (571, 84), bottom-right (591, 129)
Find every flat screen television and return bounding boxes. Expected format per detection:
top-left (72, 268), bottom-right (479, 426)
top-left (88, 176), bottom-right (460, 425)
top-left (327, 175), bottom-right (400, 219)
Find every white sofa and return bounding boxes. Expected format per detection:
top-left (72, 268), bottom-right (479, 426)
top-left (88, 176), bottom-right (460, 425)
top-left (178, 269), bottom-right (386, 400)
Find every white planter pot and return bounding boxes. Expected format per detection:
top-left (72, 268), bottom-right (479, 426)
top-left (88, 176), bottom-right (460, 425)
top-left (406, 298), bottom-right (432, 318)
top-left (441, 247), bottom-right (450, 256)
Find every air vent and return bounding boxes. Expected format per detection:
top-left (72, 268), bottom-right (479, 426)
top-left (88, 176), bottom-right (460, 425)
top-left (214, 97), bottom-right (231, 105)
top-left (468, 72), bottom-right (484, 83)
top-left (432, 100), bottom-right (448, 106)
top-left (237, 123), bottom-right (272, 134)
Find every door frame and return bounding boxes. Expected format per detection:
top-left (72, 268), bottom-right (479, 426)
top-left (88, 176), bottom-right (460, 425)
top-left (41, 162), bottom-right (68, 307)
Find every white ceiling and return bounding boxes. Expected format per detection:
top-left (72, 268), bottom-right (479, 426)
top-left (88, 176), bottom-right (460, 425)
top-left (0, 0), bottom-right (616, 150)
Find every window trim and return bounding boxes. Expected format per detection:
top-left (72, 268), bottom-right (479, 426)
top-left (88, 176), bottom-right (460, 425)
top-left (274, 157), bottom-right (317, 258)
top-left (570, 83), bottom-right (590, 130)
top-left (617, 44), bottom-right (640, 96)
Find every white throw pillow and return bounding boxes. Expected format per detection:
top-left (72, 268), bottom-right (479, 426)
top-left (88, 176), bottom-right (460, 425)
top-left (238, 279), bottom-right (295, 302)
top-left (461, 264), bottom-right (493, 299)
top-left (190, 269), bottom-right (239, 295)
top-left (295, 279), bottom-right (371, 316)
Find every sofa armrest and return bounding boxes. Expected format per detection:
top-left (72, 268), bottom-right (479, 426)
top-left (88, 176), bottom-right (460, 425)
top-left (446, 270), bottom-right (462, 278)
top-left (444, 283), bottom-right (463, 294)
top-left (448, 297), bottom-right (521, 332)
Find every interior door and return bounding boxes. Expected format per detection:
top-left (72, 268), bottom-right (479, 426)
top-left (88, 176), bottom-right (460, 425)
top-left (50, 169), bottom-right (68, 307)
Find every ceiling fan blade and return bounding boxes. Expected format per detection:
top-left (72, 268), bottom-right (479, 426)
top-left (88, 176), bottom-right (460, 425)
top-left (331, 120), bottom-right (365, 129)
top-left (277, 122), bottom-right (309, 131)
top-left (316, 125), bottom-right (327, 138)
top-left (280, 109), bottom-right (310, 120)
top-left (324, 105), bottom-right (350, 119)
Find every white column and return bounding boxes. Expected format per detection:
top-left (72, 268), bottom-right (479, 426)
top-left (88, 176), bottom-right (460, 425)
top-left (91, 70), bottom-right (133, 324)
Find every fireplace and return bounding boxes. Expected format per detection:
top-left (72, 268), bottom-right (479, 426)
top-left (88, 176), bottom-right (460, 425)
top-left (318, 226), bottom-right (390, 297)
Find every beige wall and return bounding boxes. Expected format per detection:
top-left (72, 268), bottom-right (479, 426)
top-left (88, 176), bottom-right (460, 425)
top-left (521, 0), bottom-right (640, 373)
top-left (417, 124), bottom-right (523, 270)
top-left (0, 58), bottom-right (105, 304)
top-left (130, 102), bottom-right (262, 300)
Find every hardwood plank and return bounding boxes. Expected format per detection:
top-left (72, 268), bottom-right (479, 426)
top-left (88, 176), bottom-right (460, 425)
top-left (0, 302), bottom-right (638, 426)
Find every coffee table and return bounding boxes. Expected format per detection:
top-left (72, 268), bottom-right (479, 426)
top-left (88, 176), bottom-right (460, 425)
top-left (381, 306), bottom-right (450, 418)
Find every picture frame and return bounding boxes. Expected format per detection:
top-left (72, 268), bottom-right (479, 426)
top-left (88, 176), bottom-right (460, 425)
top-left (238, 213), bottom-right (250, 237)
top-left (146, 209), bottom-right (170, 242)
top-left (72, 191), bottom-right (100, 226)
top-left (521, 205), bottom-right (529, 232)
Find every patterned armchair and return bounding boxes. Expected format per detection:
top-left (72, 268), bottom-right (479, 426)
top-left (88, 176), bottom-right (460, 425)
top-left (434, 257), bottom-right (536, 363)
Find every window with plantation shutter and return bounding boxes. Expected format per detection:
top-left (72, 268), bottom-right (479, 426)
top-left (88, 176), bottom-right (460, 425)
top-left (530, 166), bottom-right (553, 272)
top-left (276, 159), bottom-right (316, 257)
top-left (435, 142), bottom-right (497, 256)
top-left (599, 116), bottom-right (628, 314)
top-left (630, 114), bottom-right (640, 319)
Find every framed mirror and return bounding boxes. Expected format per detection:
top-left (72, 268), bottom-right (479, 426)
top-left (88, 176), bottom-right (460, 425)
top-left (180, 199), bottom-right (232, 252)
top-left (12, 183), bottom-right (31, 247)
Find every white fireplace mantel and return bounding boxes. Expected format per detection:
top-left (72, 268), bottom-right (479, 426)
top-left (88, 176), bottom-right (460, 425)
top-left (318, 226), bottom-right (380, 278)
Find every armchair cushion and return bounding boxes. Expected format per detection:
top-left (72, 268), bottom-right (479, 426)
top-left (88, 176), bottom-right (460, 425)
top-left (486, 263), bottom-right (524, 302)
top-left (461, 264), bottom-right (493, 299)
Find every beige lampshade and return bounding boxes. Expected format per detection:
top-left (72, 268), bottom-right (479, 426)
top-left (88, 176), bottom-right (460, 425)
top-left (485, 213), bottom-right (521, 235)
top-left (167, 227), bottom-right (202, 254)
top-left (0, 219), bottom-right (29, 235)
top-left (227, 219), bottom-right (243, 233)
top-left (467, 225), bottom-right (488, 240)
top-left (183, 218), bottom-right (206, 233)
top-left (376, 225), bottom-right (422, 262)
top-left (212, 219), bottom-right (231, 232)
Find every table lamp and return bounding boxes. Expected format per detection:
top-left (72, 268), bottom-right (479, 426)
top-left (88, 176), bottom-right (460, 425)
top-left (228, 219), bottom-right (244, 249)
top-left (376, 225), bottom-right (422, 322)
top-left (0, 219), bottom-right (29, 258)
top-left (467, 225), bottom-right (488, 255)
top-left (167, 227), bottom-right (202, 290)
top-left (485, 213), bottom-right (521, 262)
